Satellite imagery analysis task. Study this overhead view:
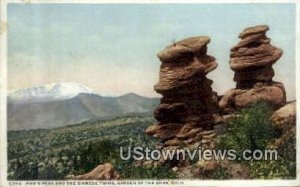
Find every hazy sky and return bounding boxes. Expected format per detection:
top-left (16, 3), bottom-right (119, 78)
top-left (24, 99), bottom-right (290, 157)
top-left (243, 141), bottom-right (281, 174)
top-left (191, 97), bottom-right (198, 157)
top-left (8, 3), bottom-right (296, 100)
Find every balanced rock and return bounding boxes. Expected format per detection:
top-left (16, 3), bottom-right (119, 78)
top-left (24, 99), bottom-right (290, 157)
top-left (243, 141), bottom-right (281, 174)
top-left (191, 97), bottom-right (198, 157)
top-left (238, 25), bottom-right (269, 38)
top-left (219, 25), bottom-right (286, 112)
top-left (146, 36), bottom-right (218, 150)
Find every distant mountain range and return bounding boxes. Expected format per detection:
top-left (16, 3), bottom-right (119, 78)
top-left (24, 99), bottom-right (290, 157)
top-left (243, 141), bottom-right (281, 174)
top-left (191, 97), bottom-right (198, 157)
top-left (8, 83), bottom-right (159, 131)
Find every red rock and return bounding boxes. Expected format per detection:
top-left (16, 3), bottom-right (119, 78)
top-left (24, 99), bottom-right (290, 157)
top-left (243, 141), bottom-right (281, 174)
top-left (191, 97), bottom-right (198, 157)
top-left (239, 25), bottom-right (269, 39)
top-left (154, 57), bottom-right (217, 94)
top-left (271, 101), bottom-right (296, 128)
top-left (176, 123), bottom-right (202, 139)
top-left (219, 83), bottom-right (286, 112)
top-left (203, 132), bottom-right (216, 140)
top-left (218, 88), bottom-right (240, 112)
top-left (154, 103), bottom-right (187, 122)
top-left (203, 160), bottom-right (219, 172)
top-left (230, 44), bottom-right (282, 71)
top-left (164, 139), bottom-right (181, 146)
top-left (157, 78), bottom-right (214, 97)
top-left (231, 32), bottom-right (270, 52)
top-left (200, 130), bottom-right (215, 135)
top-left (73, 163), bottom-right (119, 180)
top-left (176, 36), bottom-right (210, 53)
top-left (147, 35), bottom-right (218, 150)
top-left (219, 25), bottom-right (286, 112)
top-left (269, 102), bottom-right (296, 150)
top-left (183, 114), bottom-right (212, 125)
top-left (145, 124), bottom-right (161, 136)
top-left (157, 45), bottom-right (194, 63)
top-left (233, 66), bottom-right (274, 83)
top-left (234, 82), bottom-right (286, 108)
top-left (157, 36), bottom-right (210, 63)
top-left (147, 123), bottom-right (183, 141)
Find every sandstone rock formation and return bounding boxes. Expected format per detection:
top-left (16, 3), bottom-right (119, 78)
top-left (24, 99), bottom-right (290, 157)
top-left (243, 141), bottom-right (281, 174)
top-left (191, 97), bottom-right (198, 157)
top-left (72, 163), bottom-right (120, 180)
top-left (269, 101), bottom-right (296, 149)
top-left (219, 25), bottom-right (286, 113)
top-left (271, 101), bottom-right (296, 128)
top-left (146, 36), bottom-right (218, 150)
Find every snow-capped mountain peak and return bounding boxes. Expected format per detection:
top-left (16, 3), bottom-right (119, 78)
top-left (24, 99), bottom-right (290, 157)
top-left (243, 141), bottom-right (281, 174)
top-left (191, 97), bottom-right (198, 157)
top-left (8, 82), bottom-right (96, 102)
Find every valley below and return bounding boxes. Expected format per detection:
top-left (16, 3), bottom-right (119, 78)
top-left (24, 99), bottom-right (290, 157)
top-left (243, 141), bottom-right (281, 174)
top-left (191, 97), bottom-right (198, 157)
top-left (7, 115), bottom-right (161, 180)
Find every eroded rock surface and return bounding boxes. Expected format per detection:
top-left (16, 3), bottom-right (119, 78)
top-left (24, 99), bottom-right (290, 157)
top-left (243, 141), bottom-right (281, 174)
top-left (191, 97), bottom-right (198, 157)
top-left (219, 25), bottom-right (286, 113)
top-left (269, 101), bottom-right (296, 150)
top-left (72, 163), bottom-right (119, 180)
top-left (271, 101), bottom-right (296, 129)
top-left (146, 36), bottom-right (218, 151)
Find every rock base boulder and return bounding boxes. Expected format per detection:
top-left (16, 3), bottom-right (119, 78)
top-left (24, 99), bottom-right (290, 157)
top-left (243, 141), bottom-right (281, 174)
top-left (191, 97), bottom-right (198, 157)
top-left (72, 163), bottom-right (120, 180)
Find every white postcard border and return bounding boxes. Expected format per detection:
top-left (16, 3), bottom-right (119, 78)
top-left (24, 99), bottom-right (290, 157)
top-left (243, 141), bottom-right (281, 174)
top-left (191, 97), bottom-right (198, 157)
top-left (0, 0), bottom-right (299, 186)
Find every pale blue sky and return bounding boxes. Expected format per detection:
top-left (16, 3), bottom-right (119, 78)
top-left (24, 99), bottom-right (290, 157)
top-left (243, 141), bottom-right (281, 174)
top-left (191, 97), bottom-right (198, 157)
top-left (8, 3), bottom-right (296, 100)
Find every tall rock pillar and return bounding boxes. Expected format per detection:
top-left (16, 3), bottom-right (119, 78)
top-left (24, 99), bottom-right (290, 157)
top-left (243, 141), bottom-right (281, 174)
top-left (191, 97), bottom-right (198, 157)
top-left (146, 36), bottom-right (218, 149)
top-left (219, 25), bottom-right (286, 113)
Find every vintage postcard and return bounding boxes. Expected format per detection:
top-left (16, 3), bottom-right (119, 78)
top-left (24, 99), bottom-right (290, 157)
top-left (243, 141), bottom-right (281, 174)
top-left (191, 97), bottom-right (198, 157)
top-left (0, 0), bottom-right (299, 186)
